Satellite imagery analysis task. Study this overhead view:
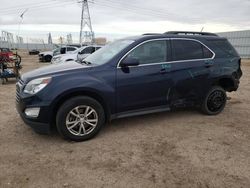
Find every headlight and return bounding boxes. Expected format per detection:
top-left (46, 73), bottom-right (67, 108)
top-left (24, 77), bottom-right (51, 95)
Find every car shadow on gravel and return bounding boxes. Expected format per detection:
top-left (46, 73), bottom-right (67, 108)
top-left (41, 107), bottom-right (200, 142)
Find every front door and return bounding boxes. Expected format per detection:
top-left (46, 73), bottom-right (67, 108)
top-left (116, 39), bottom-right (173, 113)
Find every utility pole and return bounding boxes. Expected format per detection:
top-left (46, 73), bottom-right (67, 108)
top-left (79, 0), bottom-right (94, 45)
top-left (67, 33), bottom-right (73, 44)
top-left (48, 33), bottom-right (53, 44)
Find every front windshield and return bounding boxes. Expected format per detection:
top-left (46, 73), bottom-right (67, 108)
top-left (84, 39), bottom-right (134, 65)
top-left (70, 46), bottom-right (88, 55)
top-left (53, 48), bottom-right (60, 56)
top-left (72, 47), bottom-right (83, 54)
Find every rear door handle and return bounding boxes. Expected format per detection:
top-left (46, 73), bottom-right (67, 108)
top-left (160, 69), bottom-right (167, 74)
top-left (204, 60), bottom-right (214, 68)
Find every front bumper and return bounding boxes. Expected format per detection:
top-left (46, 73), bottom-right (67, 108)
top-left (17, 108), bottom-right (51, 134)
top-left (16, 81), bottom-right (52, 134)
top-left (39, 54), bottom-right (44, 62)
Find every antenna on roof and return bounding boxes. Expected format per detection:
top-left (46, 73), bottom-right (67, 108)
top-left (200, 27), bottom-right (204, 32)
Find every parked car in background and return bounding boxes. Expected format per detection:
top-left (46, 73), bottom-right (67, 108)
top-left (51, 45), bottom-right (102, 64)
top-left (16, 31), bottom-right (242, 141)
top-left (38, 50), bottom-right (54, 62)
top-left (29, 49), bottom-right (40, 55)
top-left (39, 46), bottom-right (79, 62)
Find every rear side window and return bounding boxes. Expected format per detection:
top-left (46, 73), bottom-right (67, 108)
top-left (172, 40), bottom-right (213, 61)
top-left (67, 47), bottom-right (76, 52)
top-left (60, 47), bottom-right (66, 54)
top-left (209, 39), bottom-right (238, 58)
top-left (82, 47), bottom-right (95, 54)
top-left (127, 40), bottom-right (167, 65)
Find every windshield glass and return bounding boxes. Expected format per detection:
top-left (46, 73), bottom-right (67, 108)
top-left (84, 39), bottom-right (134, 65)
top-left (71, 48), bottom-right (83, 54)
top-left (53, 48), bottom-right (60, 56)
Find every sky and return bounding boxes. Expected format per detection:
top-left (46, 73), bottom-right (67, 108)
top-left (0, 0), bottom-right (249, 43)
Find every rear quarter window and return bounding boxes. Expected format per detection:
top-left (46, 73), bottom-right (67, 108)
top-left (209, 39), bottom-right (238, 58)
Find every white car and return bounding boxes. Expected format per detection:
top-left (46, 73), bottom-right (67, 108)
top-left (39, 46), bottom-right (79, 62)
top-left (51, 45), bottom-right (102, 64)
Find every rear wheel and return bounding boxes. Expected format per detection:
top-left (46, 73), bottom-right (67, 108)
top-left (201, 86), bottom-right (227, 115)
top-left (56, 96), bottom-right (105, 141)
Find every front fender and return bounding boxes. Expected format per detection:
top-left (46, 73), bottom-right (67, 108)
top-left (40, 73), bottom-right (116, 116)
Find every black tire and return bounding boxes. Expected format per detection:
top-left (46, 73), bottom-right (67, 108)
top-left (201, 86), bottom-right (227, 115)
top-left (56, 96), bottom-right (105, 141)
top-left (44, 55), bottom-right (52, 62)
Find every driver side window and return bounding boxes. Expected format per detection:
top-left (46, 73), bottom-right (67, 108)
top-left (80, 47), bottom-right (95, 54)
top-left (127, 40), bottom-right (167, 65)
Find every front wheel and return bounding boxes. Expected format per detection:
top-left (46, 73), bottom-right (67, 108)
top-left (44, 55), bottom-right (52, 62)
top-left (56, 96), bottom-right (105, 141)
top-left (201, 86), bottom-right (227, 115)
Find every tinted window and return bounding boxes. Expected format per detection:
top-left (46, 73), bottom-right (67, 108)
top-left (127, 40), bottom-right (167, 65)
top-left (172, 40), bottom-right (206, 61)
top-left (67, 47), bottom-right (76, 52)
top-left (60, 47), bottom-right (66, 54)
top-left (82, 47), bottom-right (95, 54)
top-left (210, 39), bottom-right (238, 57)
top-left (202, 45), bottom-right (213, 58)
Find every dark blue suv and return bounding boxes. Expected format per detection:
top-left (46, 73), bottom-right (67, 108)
top-left (16, 31), bottom-right (242, 141)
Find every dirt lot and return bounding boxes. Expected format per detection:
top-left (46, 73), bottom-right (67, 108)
top-left (0, 54), bottom-right (249, 188)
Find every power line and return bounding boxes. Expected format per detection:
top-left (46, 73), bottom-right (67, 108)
top-left (93, 0), bottom-right (246, 24)
top-left (0, 0), bottom-right (52, 12)
top-left (0, 1), bottom-right (77, 16)
top-left (91, 0), bottom-right (201, 23)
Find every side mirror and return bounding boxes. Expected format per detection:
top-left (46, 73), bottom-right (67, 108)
top-left (120, 57), bottom-right (139, 67)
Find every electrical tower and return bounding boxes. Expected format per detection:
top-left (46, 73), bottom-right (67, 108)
top-left (2, 31), bottom-right (14, 48)
top-left (79, 0), bottom-right (94, 45)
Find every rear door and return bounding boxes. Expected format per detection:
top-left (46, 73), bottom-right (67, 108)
top-left (116, 39), bottom-right (173, 113)
top-left (169, 39), bottom-right (214, 105)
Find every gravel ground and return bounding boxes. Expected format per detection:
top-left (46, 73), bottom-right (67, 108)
top-left (0, 54), bottom-right (249, 188)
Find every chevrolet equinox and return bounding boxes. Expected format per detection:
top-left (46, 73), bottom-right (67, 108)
top-left (16, 31), bottom-right (242, 141)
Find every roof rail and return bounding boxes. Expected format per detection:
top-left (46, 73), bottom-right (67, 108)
top-left (165, 31), bottom-right (218, 36)
top-left (142, 33), bottom-right (162, 35)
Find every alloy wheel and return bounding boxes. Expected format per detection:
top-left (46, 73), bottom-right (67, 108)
top-left (66, 105), bottom-right (98, 136)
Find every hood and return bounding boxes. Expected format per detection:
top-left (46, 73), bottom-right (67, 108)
top-left (21, 61), bottom-right (89, 83)
top-left (54, 53), bottom-right (77, 59)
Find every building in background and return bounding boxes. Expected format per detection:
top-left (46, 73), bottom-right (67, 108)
top-left (94, 37), bottom-right (107, 45)
top-left (218, 30), bottom-right (250, 59)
